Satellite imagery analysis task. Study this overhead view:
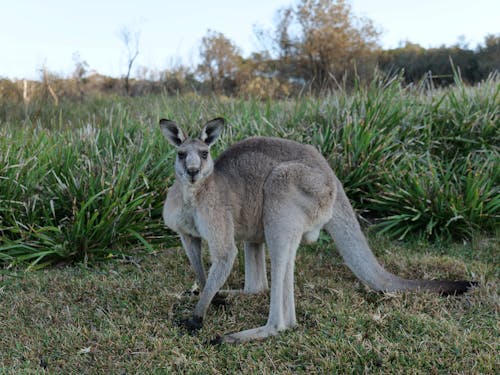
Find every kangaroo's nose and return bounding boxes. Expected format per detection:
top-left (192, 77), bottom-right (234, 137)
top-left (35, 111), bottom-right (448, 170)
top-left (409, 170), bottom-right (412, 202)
top-left (187, 168), bottom-right (199, 177)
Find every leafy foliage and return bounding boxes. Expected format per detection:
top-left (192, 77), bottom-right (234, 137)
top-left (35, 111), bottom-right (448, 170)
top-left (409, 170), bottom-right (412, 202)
top-left (197, 30), bottom-right (241, 95)
top-left (268, 0), bottom-right (380, 90)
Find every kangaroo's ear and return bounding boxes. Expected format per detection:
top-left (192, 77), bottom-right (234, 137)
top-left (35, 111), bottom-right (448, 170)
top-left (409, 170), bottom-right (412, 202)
top-left (159, 119), bottom-right (186, 147)
top-left (199, 118), bottom-right (224, 147)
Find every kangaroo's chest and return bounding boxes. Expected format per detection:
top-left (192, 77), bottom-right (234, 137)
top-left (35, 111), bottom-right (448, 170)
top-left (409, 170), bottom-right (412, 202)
top-left (163, 198), bottom-right (201, 238)
top-left (177, 206), bottom-right (200, 237)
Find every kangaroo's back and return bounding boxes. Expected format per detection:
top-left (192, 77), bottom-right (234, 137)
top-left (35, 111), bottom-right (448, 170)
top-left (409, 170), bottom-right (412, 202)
top-left (214, 136), bottom-right (332, 187)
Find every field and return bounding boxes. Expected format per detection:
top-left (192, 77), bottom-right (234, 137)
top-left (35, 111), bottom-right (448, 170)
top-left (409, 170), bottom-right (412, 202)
top-left (0, 74), bottom-right (499, 373)
top-left (0, 236), bottom-right (497, 373)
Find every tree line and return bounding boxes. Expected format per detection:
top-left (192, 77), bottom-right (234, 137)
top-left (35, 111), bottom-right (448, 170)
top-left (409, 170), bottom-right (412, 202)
top-left (1, 0), bottom-right (498, 104)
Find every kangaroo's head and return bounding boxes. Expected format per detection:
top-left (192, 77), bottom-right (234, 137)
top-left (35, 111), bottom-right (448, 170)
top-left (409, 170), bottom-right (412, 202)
top-left (159, 118), bottom-right (224, 185)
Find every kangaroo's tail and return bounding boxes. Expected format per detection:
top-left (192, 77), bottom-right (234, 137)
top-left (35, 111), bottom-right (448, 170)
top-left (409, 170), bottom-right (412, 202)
top-left (324, 179), bottom-right (476, 295)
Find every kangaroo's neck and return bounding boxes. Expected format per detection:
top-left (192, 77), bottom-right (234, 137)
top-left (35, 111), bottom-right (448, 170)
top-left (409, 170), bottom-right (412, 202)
top-left (180, 174), bottom-right (217, 204)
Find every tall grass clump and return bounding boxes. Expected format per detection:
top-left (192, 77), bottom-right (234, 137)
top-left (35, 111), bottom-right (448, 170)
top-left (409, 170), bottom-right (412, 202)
top-left (0, 106), bottom-right (175, 269)
top-left (370, 153), bottom-right (499, 239)
top-left (366, 73), bottom-right (499, 239)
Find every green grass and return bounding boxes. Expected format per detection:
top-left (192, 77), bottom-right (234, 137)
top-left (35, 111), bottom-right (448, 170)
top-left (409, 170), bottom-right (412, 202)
top-left (0, 104), bottom-right (178, 268)
top-left (1, 73), bottom-right (498, 268)
top-left (0, 235), bottom-right (497, 373)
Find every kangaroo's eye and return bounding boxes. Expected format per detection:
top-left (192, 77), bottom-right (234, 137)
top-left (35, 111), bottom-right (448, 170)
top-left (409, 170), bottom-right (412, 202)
top-left (200, 151), bottom-right (209, 159)
top-left (177, 151), bottom-right (186, 160)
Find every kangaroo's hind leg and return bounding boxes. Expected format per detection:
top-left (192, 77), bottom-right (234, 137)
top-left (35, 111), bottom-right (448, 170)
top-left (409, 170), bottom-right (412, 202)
top-left (221, 227), bottom-right (302, 343)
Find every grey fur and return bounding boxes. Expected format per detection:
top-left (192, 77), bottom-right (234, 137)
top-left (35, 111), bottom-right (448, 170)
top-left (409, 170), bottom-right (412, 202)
top-left (160, 118), bottom-right (475, 343)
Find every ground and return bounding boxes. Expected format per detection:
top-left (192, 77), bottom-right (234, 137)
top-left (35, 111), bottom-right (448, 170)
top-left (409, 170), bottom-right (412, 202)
top-left (0, 235), bottom-right (497, 374)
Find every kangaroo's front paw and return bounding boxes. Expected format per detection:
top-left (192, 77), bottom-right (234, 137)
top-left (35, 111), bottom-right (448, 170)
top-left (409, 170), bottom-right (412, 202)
top-left (211, 293), bottom-right (229, 307)
top-left (178, 316), bottom-right (203, 334)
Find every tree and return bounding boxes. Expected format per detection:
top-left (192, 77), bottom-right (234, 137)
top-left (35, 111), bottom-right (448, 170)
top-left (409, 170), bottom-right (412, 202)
top-left (378, 42), bottom-right (482, 85)
top-left (118, 26), bottom-right (140, 95)
top-left (477, 34), bottom-right (500, 77)
top-left (197, 30), bottom-right (241, 95)
top-left (72, 52), bottom-right (89, 99)
top-left (269, 0), bottom-right (380, 90)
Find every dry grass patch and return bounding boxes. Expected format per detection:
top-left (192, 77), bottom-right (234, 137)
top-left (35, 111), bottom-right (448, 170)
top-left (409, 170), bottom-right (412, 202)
top-left (0, 236), bottom-right (498, 374)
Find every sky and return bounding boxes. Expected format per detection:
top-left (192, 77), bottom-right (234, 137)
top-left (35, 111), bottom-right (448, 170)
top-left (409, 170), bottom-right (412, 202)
top-left (1, 0), bottom-right (499, 80)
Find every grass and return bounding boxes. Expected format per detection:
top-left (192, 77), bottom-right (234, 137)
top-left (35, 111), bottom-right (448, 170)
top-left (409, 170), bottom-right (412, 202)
top-left (0, 234), bottom-right (497, 373)
top-left (0, 73), bottom-right (498, 372)
top-left (1, 73), bottom-right (498, 268)
top-left (0, 105), bottom-right (177, 268)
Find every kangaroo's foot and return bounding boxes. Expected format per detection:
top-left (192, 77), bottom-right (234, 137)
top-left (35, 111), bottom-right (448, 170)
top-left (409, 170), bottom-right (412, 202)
top-left (177, 315), bottom-right (203, 334)
top-left (212, 322), bottom-right (293, 344)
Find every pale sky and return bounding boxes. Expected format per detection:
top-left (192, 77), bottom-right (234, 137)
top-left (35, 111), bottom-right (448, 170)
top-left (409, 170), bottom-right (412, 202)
top-left (1, 0), bottom-right (498, 80)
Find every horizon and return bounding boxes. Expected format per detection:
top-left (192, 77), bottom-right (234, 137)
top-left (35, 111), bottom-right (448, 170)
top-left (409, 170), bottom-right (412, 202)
top-left (2, 0), bottom-right (499, 80)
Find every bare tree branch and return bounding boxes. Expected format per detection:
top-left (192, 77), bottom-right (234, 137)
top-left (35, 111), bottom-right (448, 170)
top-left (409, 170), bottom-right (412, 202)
top-left (118, 26), bottom-right (141, 95)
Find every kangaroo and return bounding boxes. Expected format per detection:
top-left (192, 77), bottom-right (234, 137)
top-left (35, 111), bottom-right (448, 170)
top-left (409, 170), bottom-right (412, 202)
top-left (159, 117), bottom-right (476, 344)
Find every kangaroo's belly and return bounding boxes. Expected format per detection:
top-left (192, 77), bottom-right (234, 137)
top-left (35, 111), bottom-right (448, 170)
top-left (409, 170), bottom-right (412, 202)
top-left (229, 187), bottom-right (266, 243)
top-left (234, 219), bottom-right (265, 243)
